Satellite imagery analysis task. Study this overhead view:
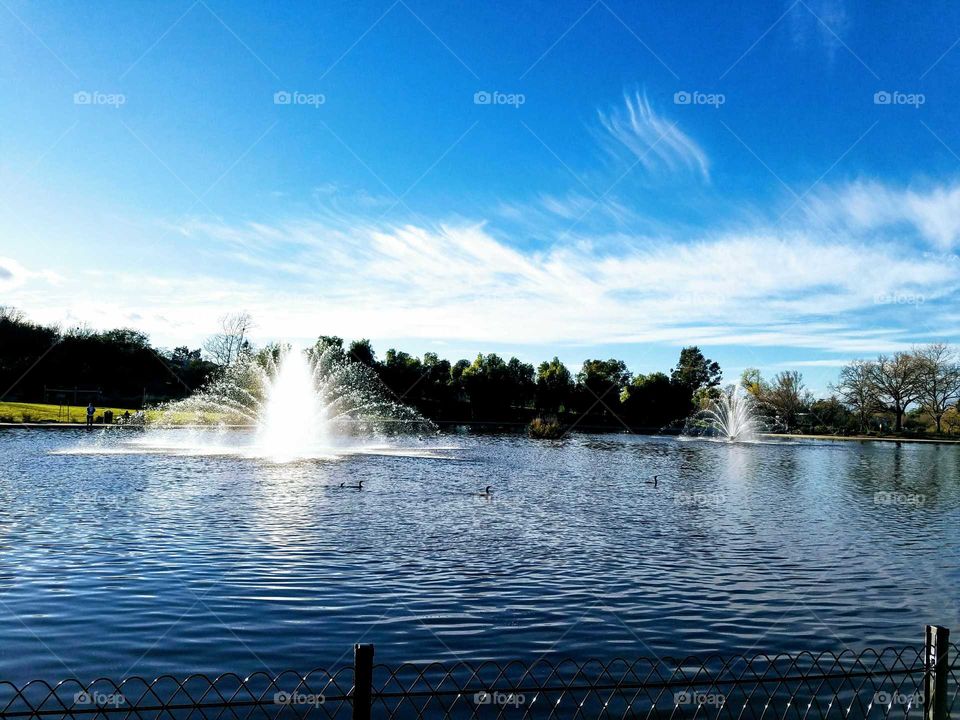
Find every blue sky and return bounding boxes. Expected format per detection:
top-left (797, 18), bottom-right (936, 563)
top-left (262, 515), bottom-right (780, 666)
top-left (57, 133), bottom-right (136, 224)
top-left (3, 0), bottom-right (960, 392)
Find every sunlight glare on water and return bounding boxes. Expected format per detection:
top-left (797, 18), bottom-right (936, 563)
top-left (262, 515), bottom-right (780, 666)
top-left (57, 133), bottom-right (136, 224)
top-left (1, 431), bottom-right (959, 682)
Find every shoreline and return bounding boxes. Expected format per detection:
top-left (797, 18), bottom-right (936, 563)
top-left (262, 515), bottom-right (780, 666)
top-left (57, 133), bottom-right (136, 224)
top-left (4, 423), bottom-right (960, 445)
top-left (761, 432), bottom-right (960, 445)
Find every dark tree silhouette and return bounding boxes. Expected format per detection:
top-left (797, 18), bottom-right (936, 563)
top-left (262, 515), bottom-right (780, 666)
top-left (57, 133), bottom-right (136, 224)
top-left (671, 346), bottom-right (721, 392)
top-left (621, 372), bottom-right (691, 428)
top-left (575, 359), bottom-right (631, 410)
top-left (348, 339), bottom-right (376, 367)
top-left (536, 357), bottom-right (574, 413)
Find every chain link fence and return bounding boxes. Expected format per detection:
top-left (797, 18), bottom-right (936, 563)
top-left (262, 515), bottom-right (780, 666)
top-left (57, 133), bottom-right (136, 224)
top-left (0, 626), bottom-right (953, 719)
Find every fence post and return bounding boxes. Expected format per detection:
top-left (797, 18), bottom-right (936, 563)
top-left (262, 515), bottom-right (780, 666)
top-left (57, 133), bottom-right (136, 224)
top-left (353, 643), bottom-right (374, 720)
top-left (924, 625), bottom-right (949, 720)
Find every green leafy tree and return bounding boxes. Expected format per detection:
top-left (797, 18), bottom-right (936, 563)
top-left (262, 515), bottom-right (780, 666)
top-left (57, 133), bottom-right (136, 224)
top-left (169, 346), bottom-right (201, 367)
top-left (671, 346), bottom-right (721, 392)
top-left (536, 357), bottom-right (574, 413)
top-left (458, 354), bottom-right (533, 419)
top-left (740, 368), bottom-right (768, 398)
top-left (423, 352), bottom-right (448, 374)
top-left (100, 328), bottom-right (150, 349)
top-left (461, 353), bottom-right (508, 419)
top-left (418, 352), bottom-right (455, 417)
top-left (807, 396), bottom-right (854, 434)
top-left (348, 339), bottom-right (376, 367)
top-left (507, 357), bottom-right (536, 408)
top-left (450, 359), bottom-right (470, 383)
top-left (166, 346), bottom-right (216, 390)
top-left (315, 335), bottom-right (344, 351)
top-left (575, 359), bottom-right (631, 415)
top-left (621, 372), bottom-right (690, 428)
top-left (255, 342), bottom-right (286, 367)
top-left (379, 349), bottom-right (424, 400)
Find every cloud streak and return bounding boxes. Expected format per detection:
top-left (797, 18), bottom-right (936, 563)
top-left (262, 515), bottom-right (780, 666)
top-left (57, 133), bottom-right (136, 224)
top-left (809, 180), bottom-right (960, 250)
top-left (598, 91), bottom-right (710, 181)
top-left (0, 257), bottom-right (60, 292)
top-left (6, 179), bottom-right (960, 362)
top-left (42, 184), bottom-right (945, 355)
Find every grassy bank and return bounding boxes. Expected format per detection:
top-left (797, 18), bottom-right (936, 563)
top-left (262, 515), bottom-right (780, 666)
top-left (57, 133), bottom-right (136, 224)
top-left (0, 401), bottom-right (235, 426)
top-left (765, 432), bottom-right (960, 445)
top-left (0, 402), bottom-right (139, 423)
top-left (4, 401), bottom-right (960, 443)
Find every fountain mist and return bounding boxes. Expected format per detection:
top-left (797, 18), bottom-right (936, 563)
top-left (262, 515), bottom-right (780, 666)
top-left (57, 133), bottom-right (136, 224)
top-left (256, 350), bottom-right (325, 459)
top-left (682, 386), bottom-right (762, 442)
top-left (151, 343), bottom-right (433, 459)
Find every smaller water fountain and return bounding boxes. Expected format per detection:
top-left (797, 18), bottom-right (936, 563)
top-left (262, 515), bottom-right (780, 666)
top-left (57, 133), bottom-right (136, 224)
top-left (682, 386), bottom-right (762, 442)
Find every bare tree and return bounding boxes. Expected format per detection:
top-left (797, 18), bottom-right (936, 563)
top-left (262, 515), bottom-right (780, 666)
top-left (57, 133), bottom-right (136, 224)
top-left (869, 352), bottom-right (922, 432)
top-left (204, 312), bottom-right (254, 367)
top-left (0, 306), bottom-right (25, 323)
top-left (915, 343), bottom-right (960, 434)
top-left (765, 370), bottom-right (811, 431)
top-left (832, 360), bottom-right (878, 432)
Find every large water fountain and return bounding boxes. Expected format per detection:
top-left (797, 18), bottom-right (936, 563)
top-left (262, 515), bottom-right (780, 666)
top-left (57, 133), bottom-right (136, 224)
top-left (136, 342), bottom-right (434, 460)
top-left (682, 386), bottom-right (762, 441)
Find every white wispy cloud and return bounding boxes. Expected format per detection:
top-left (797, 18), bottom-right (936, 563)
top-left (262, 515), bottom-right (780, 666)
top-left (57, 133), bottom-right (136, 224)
top-left (806, 180), bottom-right (960, 249)
top-left (789, 0), bottom-right (850, 63)
top-left (774, 359), bottom-right (856, 367)
top-left (597, 91), bottom-right (710, 181)
top-left (51, 190), bottom-right (944, 353)
top-left (7, 177), bottom-right (960, 360)
top-left (0, 256), bottom-right (60, 292)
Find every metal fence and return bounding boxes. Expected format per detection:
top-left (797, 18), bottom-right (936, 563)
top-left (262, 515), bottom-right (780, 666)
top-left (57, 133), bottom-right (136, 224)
top-left (0, 626), bottom-right (954, 719)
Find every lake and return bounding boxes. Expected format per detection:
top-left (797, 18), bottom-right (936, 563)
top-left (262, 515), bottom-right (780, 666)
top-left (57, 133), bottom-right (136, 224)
top-left (0, 429), bottom-right (957, 683)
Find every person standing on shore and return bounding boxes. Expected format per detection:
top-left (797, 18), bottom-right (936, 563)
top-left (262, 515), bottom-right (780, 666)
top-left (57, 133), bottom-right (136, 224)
top-left (86, 402), bottom-right (95, 428)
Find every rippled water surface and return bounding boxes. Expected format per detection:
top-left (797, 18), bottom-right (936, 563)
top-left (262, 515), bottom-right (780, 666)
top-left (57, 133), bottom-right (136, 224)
top-left (1, 429), bottom-right (958, 682)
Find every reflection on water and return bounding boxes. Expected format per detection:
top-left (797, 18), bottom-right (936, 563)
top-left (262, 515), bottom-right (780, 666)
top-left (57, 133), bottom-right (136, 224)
top-left (51, 427), bottom-right (456, 461)
top-left (0, 430), bottom-right (958, 683)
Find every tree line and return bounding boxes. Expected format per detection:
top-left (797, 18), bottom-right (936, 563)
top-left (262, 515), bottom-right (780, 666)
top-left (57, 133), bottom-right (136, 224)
top-left (4, 306), bottom-right (960, 435)
top-left (319, 336), bottom-right (720, 428)
top-left (830, 345), bottom-right (960, 434)
top-left (737, 344), bottom-right (960, 435)
top-left (0, 306), bottom-right (216, 407)
top-left (0, 308), bottom-right (720, 429)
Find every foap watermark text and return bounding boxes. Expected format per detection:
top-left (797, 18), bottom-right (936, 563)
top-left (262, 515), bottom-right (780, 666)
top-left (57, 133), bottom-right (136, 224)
top-left (474, 90), bottom-right (525, 108)
top-left (674, 90), bottom-right (725, 108)
top-left (274, 91), bottom-right (326, 108)
top-left (874, 91), bottom-right (925, 108)
top-left (273, 691), bottom-right (325, 707)
top-left (474, 690), bottom-right (526, 707)
top-left (74, 91), bottom-right (125, 108)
